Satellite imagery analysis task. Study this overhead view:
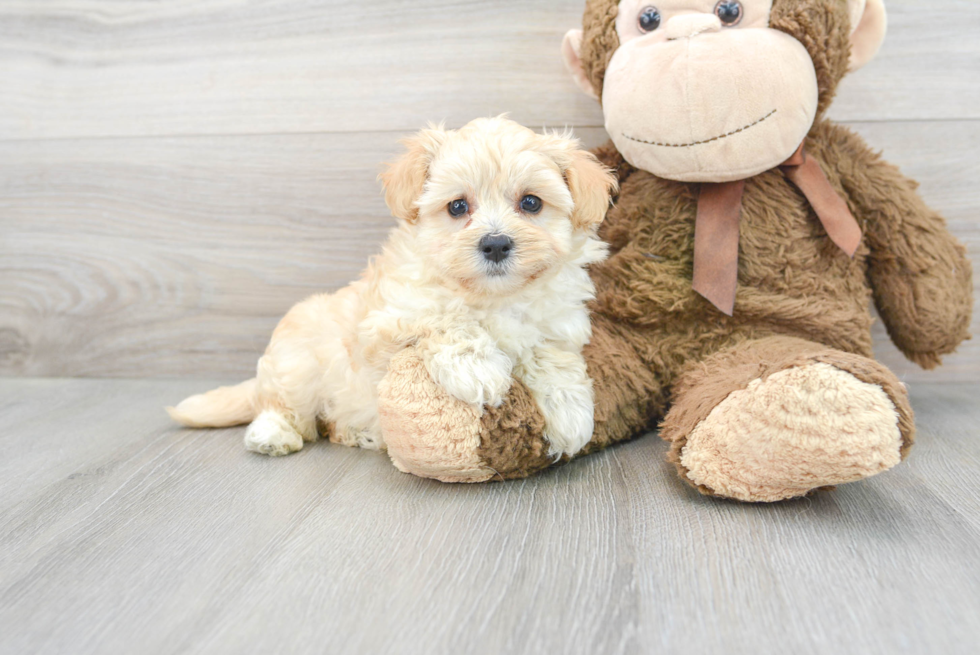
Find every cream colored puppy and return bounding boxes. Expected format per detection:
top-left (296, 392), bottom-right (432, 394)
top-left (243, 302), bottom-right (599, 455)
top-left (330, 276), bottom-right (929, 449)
top-left (168, 117), bottom-right (617, 460)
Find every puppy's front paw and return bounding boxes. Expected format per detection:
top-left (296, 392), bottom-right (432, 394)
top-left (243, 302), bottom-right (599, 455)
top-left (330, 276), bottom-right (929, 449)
top-left (426, 346), bottom-right (513, 408)
top-left (244, 411), bottom-right (305, 457)
top-left (538, 384), bottom-right (595, 459)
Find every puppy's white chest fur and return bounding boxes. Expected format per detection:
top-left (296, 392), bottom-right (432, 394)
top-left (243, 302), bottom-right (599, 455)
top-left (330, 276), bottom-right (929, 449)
top-left (371, 231), bottom-right (606, 458)
top-left (476, 265), bottom-right (596, 361)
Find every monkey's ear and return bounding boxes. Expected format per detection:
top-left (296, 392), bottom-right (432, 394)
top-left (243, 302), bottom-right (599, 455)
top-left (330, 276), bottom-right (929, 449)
top-left (379, 128), bottom-right (447, 223)
top-left (564, 149), bottom-right (618, 232)
top-left (848, 0), bottom-right (887, 71)
top-left (561, 30), bottom-right (599, 101)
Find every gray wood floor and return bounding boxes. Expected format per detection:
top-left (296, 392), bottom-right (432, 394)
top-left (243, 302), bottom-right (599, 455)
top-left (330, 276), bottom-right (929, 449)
top-left (0, 379), bottom-right (978, 655)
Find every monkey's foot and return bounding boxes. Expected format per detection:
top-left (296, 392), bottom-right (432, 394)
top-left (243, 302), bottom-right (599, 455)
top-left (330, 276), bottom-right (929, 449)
top-left (378, 347), bottom-right (560, 483)
top-left (662, 337), bottom-right (914, 503)
top-left (378, 349), bottom-right (494, 482)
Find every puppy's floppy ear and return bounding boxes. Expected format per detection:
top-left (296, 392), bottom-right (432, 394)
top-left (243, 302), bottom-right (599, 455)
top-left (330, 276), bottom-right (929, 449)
top-left (562, 148), bottom-right (618, 232)
top-left (379, 127), bottom-right (447, 223)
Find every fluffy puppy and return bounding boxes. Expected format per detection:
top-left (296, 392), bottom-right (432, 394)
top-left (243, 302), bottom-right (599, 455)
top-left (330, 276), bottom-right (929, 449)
top-left (168, 116), bottom-right (617, 460)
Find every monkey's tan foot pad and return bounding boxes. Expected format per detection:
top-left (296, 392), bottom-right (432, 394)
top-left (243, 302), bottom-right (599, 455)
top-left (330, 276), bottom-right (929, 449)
top-left (675, 362), bottom-right (904, 503)
top-left (378, 349), bottom-right (494, 483)
top-left (378, 348), bottom-right (560, 483)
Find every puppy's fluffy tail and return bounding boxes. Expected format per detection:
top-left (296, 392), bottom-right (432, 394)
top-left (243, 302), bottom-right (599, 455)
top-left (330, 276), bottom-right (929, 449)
top-left (167, 378), bottom-right (258, 428)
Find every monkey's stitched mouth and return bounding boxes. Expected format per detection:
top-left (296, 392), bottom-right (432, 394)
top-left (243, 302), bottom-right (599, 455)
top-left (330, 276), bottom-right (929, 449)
top-left (622, 109), bottom-right (778, 148)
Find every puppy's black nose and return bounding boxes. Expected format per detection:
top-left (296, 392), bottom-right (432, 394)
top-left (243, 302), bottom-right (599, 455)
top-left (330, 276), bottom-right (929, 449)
top-left (479, 234), bottom-right (514, 264)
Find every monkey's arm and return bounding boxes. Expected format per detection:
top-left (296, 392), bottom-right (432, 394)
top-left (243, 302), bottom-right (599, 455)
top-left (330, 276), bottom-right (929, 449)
top-left (831, 126), bottom-right (973, 369)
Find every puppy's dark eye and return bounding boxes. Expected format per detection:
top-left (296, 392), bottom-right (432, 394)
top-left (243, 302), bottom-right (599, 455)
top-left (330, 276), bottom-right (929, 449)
top-left (638, 6), bottom-right (661, 32)
top-left (448, 198), bottom-right (469, 217)
top-left (520, 195), bottom-right (543, 214)
top-left (714, 1), bottom-right (743, 26)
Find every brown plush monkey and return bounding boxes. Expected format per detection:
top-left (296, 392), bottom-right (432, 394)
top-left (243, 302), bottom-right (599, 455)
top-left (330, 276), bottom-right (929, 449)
top-left (377, 0), bottom-right (973, 501)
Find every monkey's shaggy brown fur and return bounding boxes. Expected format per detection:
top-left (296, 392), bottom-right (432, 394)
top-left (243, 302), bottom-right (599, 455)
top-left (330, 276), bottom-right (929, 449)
top-left (379, 0), bottom-right (973, 499)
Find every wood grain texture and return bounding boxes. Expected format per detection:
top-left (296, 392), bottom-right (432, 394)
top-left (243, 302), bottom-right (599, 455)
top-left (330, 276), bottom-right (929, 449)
top-left (0, 0), bottom-right (977, 381)
top-left (1, 122), bottom-right (976, 380)
top-left (0, 131), bottom-right (399, 377)
top-left (0, 0), bottom-right (600, 141)
top-left (0, 0), bottom-right (977, 142)
top-left (0, 378), bottom-right (978, 655)
top-left (827, 0), bottom-right (980, 122)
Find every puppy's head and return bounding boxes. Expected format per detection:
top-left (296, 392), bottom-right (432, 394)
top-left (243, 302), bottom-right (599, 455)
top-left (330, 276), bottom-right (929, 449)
top-left (380, 116), bottom-right (617, 298)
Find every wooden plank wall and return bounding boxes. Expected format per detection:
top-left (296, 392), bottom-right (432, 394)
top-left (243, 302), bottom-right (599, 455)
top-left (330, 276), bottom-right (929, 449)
top-left (1, 0), bottom-right (977, 381)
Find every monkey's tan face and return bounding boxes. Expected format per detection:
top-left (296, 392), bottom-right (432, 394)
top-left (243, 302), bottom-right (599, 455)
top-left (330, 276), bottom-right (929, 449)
top-left (600, 0), bottom-right (818, 183)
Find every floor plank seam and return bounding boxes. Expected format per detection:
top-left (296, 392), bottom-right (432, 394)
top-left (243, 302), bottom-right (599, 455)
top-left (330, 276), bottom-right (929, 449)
top-left (2, 118), bottom-right (978, 145)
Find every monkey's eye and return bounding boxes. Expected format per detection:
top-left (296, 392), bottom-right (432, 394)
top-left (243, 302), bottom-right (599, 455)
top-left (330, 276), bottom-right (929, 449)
top-left (448, 198), bottom-right (469, 217)
top-left (520, 195), bottom-right (543, 214)
top-left (714, 1), bottom-right (743, 26)
top-left (637, 6), bottom-right (662, 33)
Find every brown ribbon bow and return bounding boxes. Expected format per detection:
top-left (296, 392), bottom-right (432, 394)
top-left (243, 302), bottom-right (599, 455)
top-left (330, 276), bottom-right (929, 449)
top-left (692, 143), bottom-right (863, 316)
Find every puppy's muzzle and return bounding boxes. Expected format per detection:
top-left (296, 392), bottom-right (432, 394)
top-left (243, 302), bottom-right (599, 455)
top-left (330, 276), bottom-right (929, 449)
top-left (479, 234), bottom-right (514, 264)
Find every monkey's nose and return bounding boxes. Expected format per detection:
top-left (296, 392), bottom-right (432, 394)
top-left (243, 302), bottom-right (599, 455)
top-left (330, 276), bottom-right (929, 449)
top-left (665, 13), bottom-right (722, 40)
top-left (479, 234), bottom-right (514, 264)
